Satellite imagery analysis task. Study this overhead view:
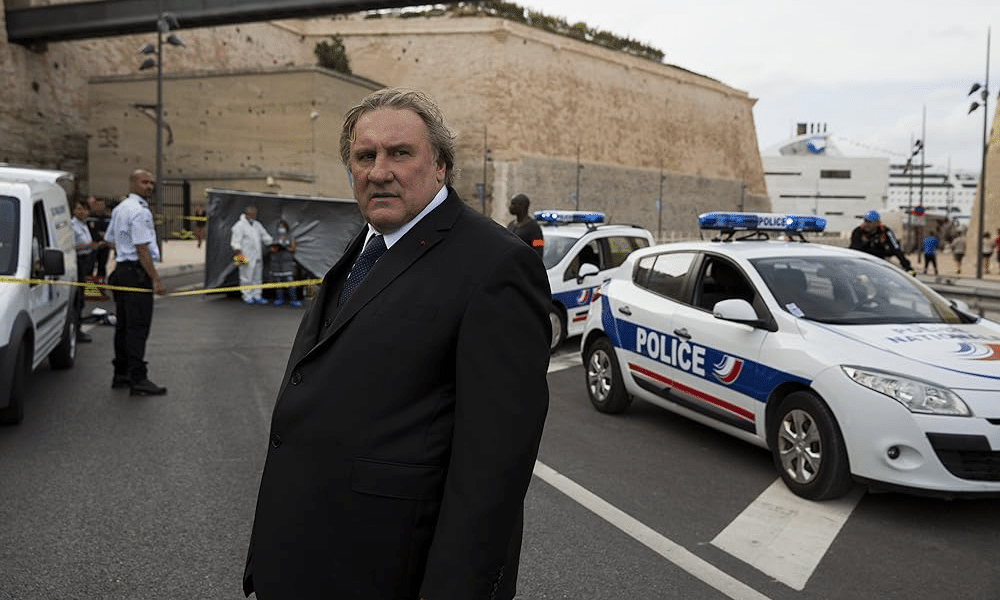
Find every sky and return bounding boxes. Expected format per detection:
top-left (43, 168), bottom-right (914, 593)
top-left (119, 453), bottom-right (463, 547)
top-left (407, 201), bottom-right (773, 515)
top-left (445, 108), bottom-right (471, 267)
top-left (527, 0), bottom-right (995, 173)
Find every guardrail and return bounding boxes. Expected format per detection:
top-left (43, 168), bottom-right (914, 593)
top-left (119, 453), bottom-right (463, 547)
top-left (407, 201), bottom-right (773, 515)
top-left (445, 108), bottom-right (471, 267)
top-left (922, 278), bottom-right (1000, 319)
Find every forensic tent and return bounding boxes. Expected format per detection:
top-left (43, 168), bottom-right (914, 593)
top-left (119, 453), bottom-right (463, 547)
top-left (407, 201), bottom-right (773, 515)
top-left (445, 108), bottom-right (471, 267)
top-left (204, 189), bottom-right (365, 293)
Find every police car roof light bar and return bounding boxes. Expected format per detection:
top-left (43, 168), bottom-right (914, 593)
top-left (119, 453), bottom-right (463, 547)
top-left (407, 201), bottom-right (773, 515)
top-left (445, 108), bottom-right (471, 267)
top-left (534, 210), bottom-right (606, 226)
top-left (698, 212), bottom-right (826, 233)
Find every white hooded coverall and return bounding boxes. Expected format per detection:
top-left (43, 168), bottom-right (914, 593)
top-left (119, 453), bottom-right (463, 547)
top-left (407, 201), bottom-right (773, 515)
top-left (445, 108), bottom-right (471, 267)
top-left (230, 214), bottom-right (273, 302)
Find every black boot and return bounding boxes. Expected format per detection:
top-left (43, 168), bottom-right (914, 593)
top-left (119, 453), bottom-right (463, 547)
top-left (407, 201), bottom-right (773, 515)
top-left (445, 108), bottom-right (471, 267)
top-left (130, 378), bottom-right (167, 396)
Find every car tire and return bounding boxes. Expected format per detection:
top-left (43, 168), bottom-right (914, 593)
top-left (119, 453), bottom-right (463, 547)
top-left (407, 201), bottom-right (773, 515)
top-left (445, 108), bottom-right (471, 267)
top-left (584, 337), bottom-right (632, 414)
top-left (547, 304), bottom-right (566, 354)
top-left (769, 390), bottom-right (852, 500)
top-left (0, 341), bottom-right (28, 425)
top-left (49, 305), bottom-right (77, 370)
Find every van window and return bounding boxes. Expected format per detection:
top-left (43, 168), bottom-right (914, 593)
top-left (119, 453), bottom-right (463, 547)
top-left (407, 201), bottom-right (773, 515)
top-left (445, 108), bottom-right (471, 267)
top-left (0, 196), bottom-right (18, 275)
top-left (31, 201), bottom-right (50, 280)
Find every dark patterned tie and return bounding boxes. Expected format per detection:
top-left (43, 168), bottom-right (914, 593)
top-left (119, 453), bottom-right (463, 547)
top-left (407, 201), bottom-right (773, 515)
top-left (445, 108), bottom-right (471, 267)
top-left (339, 234), bottom-right (386, 305)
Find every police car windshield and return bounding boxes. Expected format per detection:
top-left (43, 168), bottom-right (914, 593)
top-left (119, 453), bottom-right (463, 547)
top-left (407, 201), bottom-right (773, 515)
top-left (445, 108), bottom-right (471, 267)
top-left (752, 255), bottom-right (963, 325)
top-left (542, 235), bottom-right (579, 270)
top-left (0, 197), bottom-right (17, 275)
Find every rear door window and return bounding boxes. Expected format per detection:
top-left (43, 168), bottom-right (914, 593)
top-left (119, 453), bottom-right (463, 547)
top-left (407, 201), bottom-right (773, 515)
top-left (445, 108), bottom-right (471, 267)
top-left (605, 235), bottom-right (650, 269)
top-left (634, 251), bottom-right (697, 302)
top-left (0, 196), bottom-right (18, 275)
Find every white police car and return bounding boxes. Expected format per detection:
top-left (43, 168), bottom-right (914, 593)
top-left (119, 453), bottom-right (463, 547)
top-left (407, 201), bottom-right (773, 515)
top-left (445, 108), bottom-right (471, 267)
top-left (581, 212), bottom-right (1000, 500)
top-left (537, 210), bottom-right (654, 352)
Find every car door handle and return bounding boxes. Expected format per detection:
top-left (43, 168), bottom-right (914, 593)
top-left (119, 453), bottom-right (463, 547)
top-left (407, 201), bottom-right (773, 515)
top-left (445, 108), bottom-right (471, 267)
top-left (617, 306), bottom-right (632, 316)
top-left (673, 327), bottom-right (691, 339)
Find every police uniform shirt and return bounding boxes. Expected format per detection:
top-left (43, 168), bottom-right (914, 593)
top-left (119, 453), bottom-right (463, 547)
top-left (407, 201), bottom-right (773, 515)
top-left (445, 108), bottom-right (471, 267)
top-left (106, 194), bottom-right (160, 263)
top-left (71, 216), bottom-right (94, 256)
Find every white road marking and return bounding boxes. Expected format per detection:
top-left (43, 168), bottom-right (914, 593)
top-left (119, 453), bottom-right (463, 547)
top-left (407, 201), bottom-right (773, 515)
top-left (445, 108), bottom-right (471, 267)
top-left (547, 351), bottom-right (582, 373)
top-left (711, 479), bottom-right (864, 591)
top-left (533, 460), bottom-right (772, 600)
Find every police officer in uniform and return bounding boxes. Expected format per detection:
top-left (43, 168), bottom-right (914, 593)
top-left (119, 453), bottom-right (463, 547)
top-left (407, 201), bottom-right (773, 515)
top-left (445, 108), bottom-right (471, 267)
top-left (105, 169), bottom-right (167, 396)
top-left (849, 210), bottom-right (913, 272)
top-left (507, 193), bottom-right (545, 259)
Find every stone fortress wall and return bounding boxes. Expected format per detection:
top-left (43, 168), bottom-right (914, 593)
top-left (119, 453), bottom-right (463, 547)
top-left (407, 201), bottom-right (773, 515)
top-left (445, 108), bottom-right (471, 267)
top-left (302, 15), bottom-right (770, 234)
top-left (3, 2), bottom-right (769, 237)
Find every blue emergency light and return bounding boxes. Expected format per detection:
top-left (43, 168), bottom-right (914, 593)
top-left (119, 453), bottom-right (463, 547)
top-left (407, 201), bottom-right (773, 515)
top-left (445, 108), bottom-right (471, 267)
top-left (698, 212), bottom-right (826, 233)
top-left (534, 210), bottom-right (606, 225)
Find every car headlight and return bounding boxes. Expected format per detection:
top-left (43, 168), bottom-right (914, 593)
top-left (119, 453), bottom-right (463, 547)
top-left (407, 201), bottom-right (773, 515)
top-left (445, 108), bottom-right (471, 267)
top-left (841, 366), bottom-right (971, 416)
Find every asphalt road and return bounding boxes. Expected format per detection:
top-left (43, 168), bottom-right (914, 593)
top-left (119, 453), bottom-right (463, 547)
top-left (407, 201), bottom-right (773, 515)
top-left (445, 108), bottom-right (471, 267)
top-left (1, 272), bottom-right (999, 599)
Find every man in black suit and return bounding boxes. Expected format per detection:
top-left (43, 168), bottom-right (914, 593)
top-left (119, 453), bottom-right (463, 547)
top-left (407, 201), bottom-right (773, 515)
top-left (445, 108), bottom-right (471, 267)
top-left (243, 88), bottom-right (551, 600)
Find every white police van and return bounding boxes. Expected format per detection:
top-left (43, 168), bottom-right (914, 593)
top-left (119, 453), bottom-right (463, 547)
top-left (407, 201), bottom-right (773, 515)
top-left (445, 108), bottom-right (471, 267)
top-left (0, 166), bottom-right (80, 425)
top-left (537, 210), bottom-right (654, 352)
top-left (582, 211), bottom-right (1000, 500)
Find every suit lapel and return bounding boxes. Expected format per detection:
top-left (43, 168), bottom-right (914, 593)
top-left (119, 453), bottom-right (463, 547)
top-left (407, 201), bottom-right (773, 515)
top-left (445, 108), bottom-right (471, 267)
top-left (301, 191), bottom-right (464, 362)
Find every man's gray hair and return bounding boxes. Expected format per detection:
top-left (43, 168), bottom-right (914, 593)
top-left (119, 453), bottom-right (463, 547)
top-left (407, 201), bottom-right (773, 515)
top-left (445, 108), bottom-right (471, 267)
top-left (340, 88), bottom-right (457, 187)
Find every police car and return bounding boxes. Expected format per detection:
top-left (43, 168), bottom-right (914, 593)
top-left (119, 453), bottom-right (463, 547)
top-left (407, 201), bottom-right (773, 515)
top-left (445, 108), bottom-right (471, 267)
top-left (537, 210), bottom-right (654, 352)
top-left (581, 212), bottom-right (1000, 500)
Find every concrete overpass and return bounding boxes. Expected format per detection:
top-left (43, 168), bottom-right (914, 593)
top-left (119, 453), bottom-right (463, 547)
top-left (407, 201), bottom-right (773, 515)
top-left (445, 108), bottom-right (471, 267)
top-left (5, 0), bottom-right (457, 45)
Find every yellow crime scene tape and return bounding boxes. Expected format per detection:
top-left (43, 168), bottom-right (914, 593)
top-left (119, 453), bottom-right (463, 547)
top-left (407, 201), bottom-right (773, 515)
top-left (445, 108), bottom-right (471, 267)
top-left (0, 276), bottom-right (323, 297)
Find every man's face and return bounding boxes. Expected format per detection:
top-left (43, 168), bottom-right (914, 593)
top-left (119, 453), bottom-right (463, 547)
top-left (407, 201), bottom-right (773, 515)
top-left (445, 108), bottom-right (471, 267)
top-left (73, 204), bottom-right (88, 220)
top-left (862, 220), bottom-right (878, 233)
top-left (130, 172), bottom-right (155, 199)
top-left (246, 208), bottom-right (257, 221)
top-left (348, 108), bottom-right (445, 233)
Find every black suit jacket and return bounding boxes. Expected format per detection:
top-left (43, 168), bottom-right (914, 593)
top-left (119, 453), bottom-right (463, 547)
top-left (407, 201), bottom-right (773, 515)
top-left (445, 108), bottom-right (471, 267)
top-left (244, 189), bottom-right (551, 599)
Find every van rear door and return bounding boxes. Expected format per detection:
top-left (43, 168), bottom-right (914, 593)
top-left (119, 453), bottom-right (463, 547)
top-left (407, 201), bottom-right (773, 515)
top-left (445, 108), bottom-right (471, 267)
top-left (28, 198), bottom-right (66, 365)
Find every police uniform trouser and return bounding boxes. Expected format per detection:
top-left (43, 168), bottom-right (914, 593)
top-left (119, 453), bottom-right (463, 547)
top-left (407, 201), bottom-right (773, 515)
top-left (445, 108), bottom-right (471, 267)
top-left (74, 253), bottom-right (96, 320)
top-left (109, 261), bottom-right (154, 382)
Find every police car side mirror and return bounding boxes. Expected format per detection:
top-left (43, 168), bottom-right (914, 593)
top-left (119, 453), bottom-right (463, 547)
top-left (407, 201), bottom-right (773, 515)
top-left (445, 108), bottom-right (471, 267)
top-left (712, 298), bottom-right (764, 327)
top-left (42, 248), bottom-right (66, 276)
top-left (577, 262), bottom-right (600, 283)
top-left (948, 299), bottom-right (980, 322)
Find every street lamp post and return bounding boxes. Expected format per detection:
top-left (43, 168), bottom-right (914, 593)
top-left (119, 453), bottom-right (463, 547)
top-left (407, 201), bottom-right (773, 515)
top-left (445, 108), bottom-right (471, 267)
top-left (574, 145), bottom-right (583, 211)
top-left (138, 11), bottom-right (183, 254)
top-left (967, 27), bottom-right (991, 279)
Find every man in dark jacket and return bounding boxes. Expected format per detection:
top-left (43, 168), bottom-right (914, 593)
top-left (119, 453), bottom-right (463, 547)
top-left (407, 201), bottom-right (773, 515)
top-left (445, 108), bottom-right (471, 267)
top-left (849, 210), bottom-right (913, 272)
top-left (507, 193), bottom-right (545, 259)
top-left (243, 88), bottom-right (551, 600)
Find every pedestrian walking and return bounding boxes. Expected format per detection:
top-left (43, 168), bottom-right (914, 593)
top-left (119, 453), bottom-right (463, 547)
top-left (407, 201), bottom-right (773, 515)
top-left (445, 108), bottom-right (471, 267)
top-left (922, 231), bottom-right (938, 275)
top-left (951, 233), bottom-right (966, 275)
top-left (104, 169), bottom-right (167, 396)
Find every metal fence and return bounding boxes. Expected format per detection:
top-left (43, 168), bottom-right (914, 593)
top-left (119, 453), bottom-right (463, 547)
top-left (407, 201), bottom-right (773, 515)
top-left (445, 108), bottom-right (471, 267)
top-left (158, 180), bottom-right (193, 240)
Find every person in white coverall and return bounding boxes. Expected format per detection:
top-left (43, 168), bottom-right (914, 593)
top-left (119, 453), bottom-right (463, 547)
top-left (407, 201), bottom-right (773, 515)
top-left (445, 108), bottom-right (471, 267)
top-left (230, 205), bottom-right (273, 304)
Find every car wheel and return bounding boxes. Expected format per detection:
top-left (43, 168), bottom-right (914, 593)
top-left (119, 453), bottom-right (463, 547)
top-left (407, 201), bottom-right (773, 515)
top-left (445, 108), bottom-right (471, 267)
top-left (770, 390), bottom-right (852, 500)
top-left (547, 304), bottom-right (566, 353)
top-left (49, 305), bottom-right (78, 370)
top-left (584, 337), bottom-right (631, 414)
top-left (0, 341), bottom-right (28, 425)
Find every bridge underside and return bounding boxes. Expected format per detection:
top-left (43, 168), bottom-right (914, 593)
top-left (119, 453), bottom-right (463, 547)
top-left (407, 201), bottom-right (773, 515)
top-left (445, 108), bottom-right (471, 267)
top-left (6, 0), bottom-right (453, 45)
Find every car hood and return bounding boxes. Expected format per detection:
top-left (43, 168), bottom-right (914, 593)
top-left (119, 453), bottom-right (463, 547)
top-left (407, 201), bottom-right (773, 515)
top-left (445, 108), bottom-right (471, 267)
top-left (801, 320), bottom-right (1000, 388)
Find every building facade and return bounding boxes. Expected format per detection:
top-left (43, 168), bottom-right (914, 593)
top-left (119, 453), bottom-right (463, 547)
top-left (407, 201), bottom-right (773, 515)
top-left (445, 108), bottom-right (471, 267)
top-left (762, 126), bottom-right (889, 235)
top-left (87, 67), bottom-right (381, 204)
top-left (301, 14), bottom-right (768, 236)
